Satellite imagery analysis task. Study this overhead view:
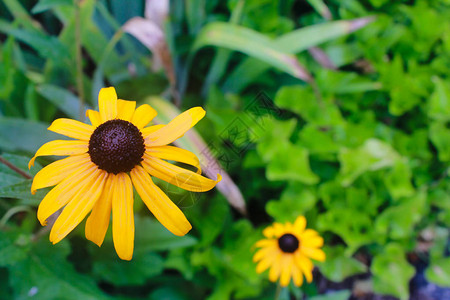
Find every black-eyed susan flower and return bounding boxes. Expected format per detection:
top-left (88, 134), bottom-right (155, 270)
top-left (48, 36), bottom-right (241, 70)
top-left (253, 216), bottom-right (325, 287)
top-left (29, 87), bottom-right (221, 260)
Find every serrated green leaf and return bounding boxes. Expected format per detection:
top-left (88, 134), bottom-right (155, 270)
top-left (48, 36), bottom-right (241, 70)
top-left (317, 246), bottom-right (366, 282)
top-left (371, 243), bottom-right (415, 300)
top-left (428, 77), bottom-right (450, 122)
top-left (266, 184), bottom-right (316, 222)
top-left (266, 144), bottom-right (319, 184)
top-left (384, 160), bottom-right (415, 200)
top-left (338, 139), bottom-right (400, 186)
top-left (429, 122), bottom-right (450, 162)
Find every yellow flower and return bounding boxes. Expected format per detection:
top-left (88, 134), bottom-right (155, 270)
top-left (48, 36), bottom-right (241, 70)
top-left (253, 216), bottom-right (325, 287)
top-left (29, 87), bottom-right (221, 260)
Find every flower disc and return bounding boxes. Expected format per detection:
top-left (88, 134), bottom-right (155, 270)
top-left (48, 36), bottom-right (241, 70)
top-left (89, 119), bottom-right (145, 174)
top-left (278, 233), bottom-right (299, 253)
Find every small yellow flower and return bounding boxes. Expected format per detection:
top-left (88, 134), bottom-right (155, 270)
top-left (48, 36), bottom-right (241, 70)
top-left (253, 216), bottom-right (325, 287)
top-left (29, 87), bottom-right (221, 260)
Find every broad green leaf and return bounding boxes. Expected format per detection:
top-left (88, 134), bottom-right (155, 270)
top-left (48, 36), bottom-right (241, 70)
top-left (309, 290), bottom-right (352, 300)
top-left (371, 244), bottom-right (415, 300)
top-left (255, 118), bottom-right (297, 161)
top-left (9, 240), bottom-right (108, 300)
top-left (223, 17), bottom-right (374, 92)
top-left (0, 19), bottom-right (69, 63)
top-left (317, 246), bottom-right (367, 282)
top-left (0, 180), bottom-right (48, 205)
top-left (0, 230), bottom-right (29, 267)
top-left (428, 77), bottom-right (450, 122)
top-left (0, 117), bottom-right (62, 153)
top-left (133, 216), bottom-right (197, 254)
top-left (91, 247), bottom-right (164, 286)
top-left (338, 139), bottom-right (400, 186)
top-left (266, 144), bottom-right (319, 184)
top-left (36, 84), bottom-right (81, 120)
top-left (31, 0), bottom-right (73, 14)
top-left (192, 22), bottom-right (311, 81)
top-left (266, 184), bottom-right (316, 222)
top-left (429, 122), bottom-right (450, 162)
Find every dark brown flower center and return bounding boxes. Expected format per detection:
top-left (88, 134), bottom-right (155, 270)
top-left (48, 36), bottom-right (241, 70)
top-left (88, 119), bottom-right (145, 174)
top-left (278, 233), bottom-right (299, 253)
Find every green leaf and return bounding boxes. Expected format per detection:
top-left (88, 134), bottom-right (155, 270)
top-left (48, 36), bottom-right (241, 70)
top-left (425, 257), bottom-right (450, 287)
top-left (375, 192), bottom-right (427, 240)
top-left (0, 19), bottom-right (69, 63)
top-left (275, 85), bottom-right (344, 126)
top-left (429, 122), bottom-right (450, 162)
top-left (91, 247), bottom-right (164, 286)
top-left (0, 231), bottom-right (29, 267)
top-left (384, 160), bottom-right (415, 200)
top-left (371, 243), bottom-right (415, 300)
top-left (338, 139), bottom-right (400, 186)
top-left (223, 17), bottom-right (374, 92)
top-left (266, 184), bottom-right (316, 222)
top-left (9, 240), bottom-right (108, 300)
top-left (31, 0), bottom-right (73, 14)
top-left (428, 77), bottom-right (450, 122)
top-left (317, 246), bottom-right (367, 282)
top-left (36, 84), bottom-right (82, 120)
top-left (266, 143), bottom-right (319, 184)
top-left (0, 117), bottom-right (62, 153)
top-left (0, 180), bottom-right (47, 205)
top-left (309, 290), bottom-right (352, 300)
top-left (133, 216), bottom-right (197, 253)
top-left (317, 208), bottom-right (377, 255)
top-left (192, 22), bottom-right (311, 81)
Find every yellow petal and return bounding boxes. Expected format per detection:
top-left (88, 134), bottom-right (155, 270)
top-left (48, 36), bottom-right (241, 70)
top-left (256, 254), bottom-right (276, 274)
top-left (117, 99), bottom-right (136, 122)
top-left (49, 169), bottom-right (107, 244)
top-left (31, 153), bottom-right (91, 194)
top-left (300, 230), bottom-right (324, 248)
top-left (291, 263), bottom-right (304, 287)
top-left (263, 226), bottom-right (277, 238)
top-left (130, 166), bottom-right (191, 236)
top-left (255, 239), bottom-right (276, 248)
top-left (85, 174), bottom-right (113, 247)
top-left (142, 155), bottom-right (220, 192)
top-left (253, 245), bottom-right (277, 262)
top-left (293, 216), bottom-right (307, 234)
top-left (142, 124), bottom-right (165, 138)
top-left (146, 146), bottom-right (201, 174)
top-left (48, 118), bottom-right (94, 140)
top-left (301, 247), bottom-right (326, 262)
top-left (145, 107), bottom-right (205, 147)
top-left (98, 87), bottom-right (118, 122)
top-left (29, 140), bottom-right (88, 168)
top-left (37, 164), bottom-right (98, 225)
top-left (112, 173), bottom-right (135, 261)
top-left (131, 104), bottom-right (157, 129)
top-left (268, 252), bottom-right (282, 282)
top-left (86, 109), bottom-right (102, 127)
top-left (279, 255), bottom-right (293, 287)
top-left (294, 252), bottom-right (314, 283)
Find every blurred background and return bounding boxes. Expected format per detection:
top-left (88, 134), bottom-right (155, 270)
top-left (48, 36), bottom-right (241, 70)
top-left (0, 0), bottom-right (449, 299)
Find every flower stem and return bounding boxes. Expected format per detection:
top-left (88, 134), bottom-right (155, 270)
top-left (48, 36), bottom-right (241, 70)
top-left (274, 283), bottom-right (282, 300)
top-left (75, 0), bottom-right (85, 120)
top-left (0, 156), bottom-right (32, 179)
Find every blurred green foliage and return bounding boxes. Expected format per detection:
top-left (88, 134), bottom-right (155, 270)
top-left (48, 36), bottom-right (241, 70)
top-left (0, 0), bottom-right (449, 299)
